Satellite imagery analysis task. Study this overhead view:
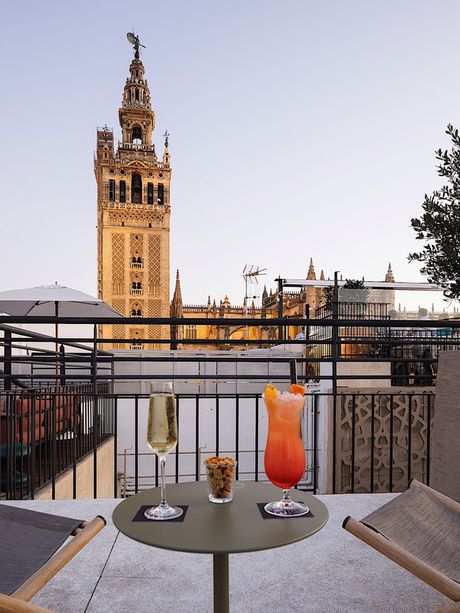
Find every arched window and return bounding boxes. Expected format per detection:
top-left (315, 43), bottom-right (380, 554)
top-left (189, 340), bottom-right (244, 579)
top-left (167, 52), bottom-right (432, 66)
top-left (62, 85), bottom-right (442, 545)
top-left (119, 180), bottom-right (126, 202)
top-left (147, 182), bottom-right (154, 204)
top-left (157, 183), bottom-right (164, 205)
top-left (131, 173), bottom-right (142, 204)
top-left (135, 88), bottom-right (139, 101)
top-left (132, 126), bottom-right (142, 144)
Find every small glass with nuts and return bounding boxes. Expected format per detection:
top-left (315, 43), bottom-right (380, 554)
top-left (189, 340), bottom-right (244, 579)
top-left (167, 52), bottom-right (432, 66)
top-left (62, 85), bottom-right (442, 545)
top-left (204, 456), bottom-right (237, 503)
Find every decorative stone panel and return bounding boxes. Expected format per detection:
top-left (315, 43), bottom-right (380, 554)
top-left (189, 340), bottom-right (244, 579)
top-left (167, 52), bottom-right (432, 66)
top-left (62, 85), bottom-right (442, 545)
top-left (148, 235), bottom-right (161, 287)
top-left (112, 234), bottom-right (125, 294)
top-left (334, 388), bottom-right (434, 493)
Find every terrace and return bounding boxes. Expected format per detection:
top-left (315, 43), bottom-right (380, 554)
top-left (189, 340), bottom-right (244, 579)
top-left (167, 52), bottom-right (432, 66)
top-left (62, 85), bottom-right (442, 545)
top-left (0, 311), bottom-right (458, 612)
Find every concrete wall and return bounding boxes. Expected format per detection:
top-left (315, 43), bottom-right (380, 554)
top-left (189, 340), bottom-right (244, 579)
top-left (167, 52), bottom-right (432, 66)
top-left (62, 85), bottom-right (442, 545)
top-left (36, 437), bottom-right (116, 500)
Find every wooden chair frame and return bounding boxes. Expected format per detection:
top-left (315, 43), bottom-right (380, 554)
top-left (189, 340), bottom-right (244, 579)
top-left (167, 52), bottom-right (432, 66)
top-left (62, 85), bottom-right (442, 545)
top-left (343, 480), bottom-right (460, 603)
top-left (0, 516), bottom-right (105, 613)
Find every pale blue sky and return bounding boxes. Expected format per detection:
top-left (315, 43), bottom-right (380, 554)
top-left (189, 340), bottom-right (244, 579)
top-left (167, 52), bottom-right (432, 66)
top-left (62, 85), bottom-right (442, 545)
top-left (1, 1), bottom-right (459, 310)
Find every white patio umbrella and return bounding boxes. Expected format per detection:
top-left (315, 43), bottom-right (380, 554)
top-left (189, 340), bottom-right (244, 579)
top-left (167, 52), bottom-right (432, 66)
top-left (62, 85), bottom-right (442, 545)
top-left (0, 284), bottom-right (122, 381)
top-left (0, 284), bottom-right (121, 319)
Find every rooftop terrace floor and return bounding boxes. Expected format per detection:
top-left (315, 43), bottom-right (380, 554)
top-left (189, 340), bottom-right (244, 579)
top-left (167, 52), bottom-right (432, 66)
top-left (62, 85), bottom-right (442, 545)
top-left (6, 493), bottom-right (451, 613)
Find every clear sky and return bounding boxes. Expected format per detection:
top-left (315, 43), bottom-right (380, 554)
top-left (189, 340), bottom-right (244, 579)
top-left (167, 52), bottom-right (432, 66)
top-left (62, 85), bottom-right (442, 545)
top-left (1, 0), bottom-right (459, 311)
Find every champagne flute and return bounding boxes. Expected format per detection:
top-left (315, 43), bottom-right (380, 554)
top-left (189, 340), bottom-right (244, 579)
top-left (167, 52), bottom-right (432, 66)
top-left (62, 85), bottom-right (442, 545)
top-left (144, 382), bottom-right (183, 520)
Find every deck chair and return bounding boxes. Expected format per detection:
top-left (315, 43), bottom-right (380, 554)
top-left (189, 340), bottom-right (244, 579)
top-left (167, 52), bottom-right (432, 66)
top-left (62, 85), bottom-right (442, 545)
top-left (343, 350), bottom-right (460, 603)
top-left (0, 503), bottom-right (105, 613)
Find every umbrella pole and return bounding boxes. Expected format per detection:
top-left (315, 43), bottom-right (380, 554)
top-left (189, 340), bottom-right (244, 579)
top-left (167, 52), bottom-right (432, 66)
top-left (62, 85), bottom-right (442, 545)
top-left (55, 301), bottom-right (59, 387)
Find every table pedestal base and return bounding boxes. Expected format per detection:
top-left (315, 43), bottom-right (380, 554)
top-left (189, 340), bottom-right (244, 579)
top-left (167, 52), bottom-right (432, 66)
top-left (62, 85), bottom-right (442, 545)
top-left (213, 553), bottom-right (229, 613)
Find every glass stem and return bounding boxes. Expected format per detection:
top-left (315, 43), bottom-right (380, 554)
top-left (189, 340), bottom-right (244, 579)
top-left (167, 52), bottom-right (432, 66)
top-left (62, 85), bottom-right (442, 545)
top-left (160, 456), bottom-right (167, 507)
top-left (282, 488), bottom-right (291, 505)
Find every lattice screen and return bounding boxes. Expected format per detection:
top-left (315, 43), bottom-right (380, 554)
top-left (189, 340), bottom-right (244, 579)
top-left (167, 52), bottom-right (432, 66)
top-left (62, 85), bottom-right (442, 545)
top-left (148, 299), bottom-right (162, 340)
top-left (130, 233), bottom-right (144, 257)
top-left (111, 298), bottom-right (125, 316)
top-left (112, 234), bottom-right (125, 293)
top-left (335, 391), bottom-right (434, 494)
top-left (112, 324), bottom-right (125, 339)
top-left (148, 235), bottom-right (161, 287)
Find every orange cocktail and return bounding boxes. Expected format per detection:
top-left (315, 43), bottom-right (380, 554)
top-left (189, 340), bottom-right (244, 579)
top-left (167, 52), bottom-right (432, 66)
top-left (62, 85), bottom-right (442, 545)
top-left (263, 383), bottom-right (309, 516)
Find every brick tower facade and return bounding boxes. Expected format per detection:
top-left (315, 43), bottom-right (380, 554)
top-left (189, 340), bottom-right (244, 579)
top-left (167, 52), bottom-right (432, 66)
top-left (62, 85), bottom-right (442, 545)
top-left (95, 46), bottom-right (171, 349)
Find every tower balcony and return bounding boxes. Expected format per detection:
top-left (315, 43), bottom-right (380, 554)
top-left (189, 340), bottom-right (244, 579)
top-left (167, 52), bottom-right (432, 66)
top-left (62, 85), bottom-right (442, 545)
top-left (130, 261), bottom-right (144, 269)
top-left (118, 141), bottom-right (155, 152)
top-left (130, 288), bottom-right (143, 295)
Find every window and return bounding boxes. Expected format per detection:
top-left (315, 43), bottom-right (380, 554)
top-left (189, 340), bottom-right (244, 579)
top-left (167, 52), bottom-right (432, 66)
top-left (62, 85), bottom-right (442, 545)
top-left (184, 325), bottom-right (197, 340)
top-left (132, 126), bottom-right (142, 144)
top-left (132, 173), bottom-right (142, 204)
top-left (157, 183), bottom-right (164, 205)
top-left (131, 308), bottom-right (142, 317)
top-left (147, 183), bottom-right (154, 204)
top-left (135, 88), bottom-right (139, 101)
top-left (120, 180), bottom-right (126, 202)
top-left (130, 256), bottom-right (143, 269)
top-left (109, 180), bottom-right (115, 201)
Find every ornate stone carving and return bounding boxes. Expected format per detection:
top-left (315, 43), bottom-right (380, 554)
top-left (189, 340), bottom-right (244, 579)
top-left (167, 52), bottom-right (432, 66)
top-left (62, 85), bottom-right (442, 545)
top-left (148, 235), bottom-right (161, 287)
top-left (130, 233), bottom-right (143, 257)
top-left (334, 389), bottom-right (434, 493)
top-left (111, 234), bottom-right (125, 294)
top-left (148, 299), bottom-right (162, 341)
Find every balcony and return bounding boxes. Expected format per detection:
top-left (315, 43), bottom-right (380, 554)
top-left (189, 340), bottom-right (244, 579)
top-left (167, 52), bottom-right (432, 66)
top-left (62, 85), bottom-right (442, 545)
top-left (0, 316), bottom-right (458, 611)
top-left (130, 288), bottom-right (143, 295)
top-left (6, 494), bottom-right (450, 612)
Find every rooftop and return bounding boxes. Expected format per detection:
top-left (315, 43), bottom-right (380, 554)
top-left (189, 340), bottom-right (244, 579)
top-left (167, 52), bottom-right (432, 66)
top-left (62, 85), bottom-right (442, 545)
top-left (8, 494), bottom-right (450, 613)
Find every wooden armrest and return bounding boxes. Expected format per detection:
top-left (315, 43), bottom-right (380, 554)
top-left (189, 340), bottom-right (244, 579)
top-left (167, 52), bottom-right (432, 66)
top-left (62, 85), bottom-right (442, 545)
top-left (0, 593), bottom-right (58, 613)
top-left (12, 516), bottom-right (106, 602)
top-left (343, 516), bottom-right (460, 602)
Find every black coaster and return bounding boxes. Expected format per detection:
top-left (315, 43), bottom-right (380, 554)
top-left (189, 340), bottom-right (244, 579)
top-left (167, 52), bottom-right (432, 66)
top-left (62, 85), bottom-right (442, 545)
top-left (132, 505), bottom-right (189, 523)
top-left (257, 503), bottom-right (314, 519)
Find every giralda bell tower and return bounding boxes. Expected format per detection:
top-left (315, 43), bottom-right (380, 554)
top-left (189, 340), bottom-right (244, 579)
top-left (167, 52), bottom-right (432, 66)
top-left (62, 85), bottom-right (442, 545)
top-left (95, 35), bottom-right (171, 349)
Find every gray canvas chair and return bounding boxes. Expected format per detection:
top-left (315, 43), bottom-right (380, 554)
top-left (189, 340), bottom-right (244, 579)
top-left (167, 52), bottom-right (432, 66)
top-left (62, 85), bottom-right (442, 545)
top-left (343, 350), bottom-right (460, 605)
top-left (0, 504), bottom-right (105, 612)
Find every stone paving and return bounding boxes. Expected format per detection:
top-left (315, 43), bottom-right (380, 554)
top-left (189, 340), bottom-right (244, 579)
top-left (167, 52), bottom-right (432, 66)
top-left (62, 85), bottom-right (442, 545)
top-left (5, 493), bottom-right (450, 613)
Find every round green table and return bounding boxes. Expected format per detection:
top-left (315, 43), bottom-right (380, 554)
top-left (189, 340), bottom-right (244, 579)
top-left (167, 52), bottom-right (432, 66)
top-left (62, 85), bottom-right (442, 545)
top-left (112, 481), bottom-right (328, 612)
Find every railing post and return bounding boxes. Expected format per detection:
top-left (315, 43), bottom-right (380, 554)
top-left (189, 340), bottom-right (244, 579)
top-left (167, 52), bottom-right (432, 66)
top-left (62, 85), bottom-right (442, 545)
top-left (91, 324), bottom-right (98, 499)
top-left (59, 344), bottom-right (66, 387)
top-left (277, 277), bottom-right (284, 342)
top-left (4, 329), bottom-right (12, 391)
top-left (331, 271), bottom-right (339, 494)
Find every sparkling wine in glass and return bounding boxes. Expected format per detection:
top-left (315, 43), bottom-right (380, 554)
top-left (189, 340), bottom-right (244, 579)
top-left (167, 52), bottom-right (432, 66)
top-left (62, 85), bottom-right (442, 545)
top-left (263, 383), bottom-right (309, 517)
top-left (144, 383), bottom-right (183, 520)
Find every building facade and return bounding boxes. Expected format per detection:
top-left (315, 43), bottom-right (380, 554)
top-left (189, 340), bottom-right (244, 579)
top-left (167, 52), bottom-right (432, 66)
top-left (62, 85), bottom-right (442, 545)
top-left (95, 48), bottom-right (171, 349)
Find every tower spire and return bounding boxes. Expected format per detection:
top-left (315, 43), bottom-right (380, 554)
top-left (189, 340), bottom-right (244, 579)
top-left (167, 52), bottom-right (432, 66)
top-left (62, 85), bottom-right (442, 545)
top-left (306, 258), bottom-right (316, 280)
top-left (119, 48), bottom-right (155, 151)
top-left (171, 270), bottom-right (183, 317)
top-left (385, 262), bottom-right (395, 283)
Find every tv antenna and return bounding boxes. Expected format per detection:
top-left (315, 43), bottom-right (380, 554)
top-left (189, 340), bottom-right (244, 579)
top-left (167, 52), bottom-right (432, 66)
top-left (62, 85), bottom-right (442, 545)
top-left (127, 31), bottom-right (146, 59)
top-left (243, 265), bottom-right (267, 348)
top-left (243, 265), bottom-right (267, 303)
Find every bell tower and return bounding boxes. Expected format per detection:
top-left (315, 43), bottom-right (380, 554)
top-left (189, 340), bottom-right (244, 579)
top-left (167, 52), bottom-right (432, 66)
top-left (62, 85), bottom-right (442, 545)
top-left (95, 37), bottom-right (172, 349)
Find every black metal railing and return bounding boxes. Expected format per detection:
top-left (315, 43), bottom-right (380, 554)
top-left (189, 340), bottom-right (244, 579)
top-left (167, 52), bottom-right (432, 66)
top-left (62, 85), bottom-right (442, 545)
top-left (0, 383), bottom-right (115, 500)
top-left (0, 314), bottom-right (459, 499)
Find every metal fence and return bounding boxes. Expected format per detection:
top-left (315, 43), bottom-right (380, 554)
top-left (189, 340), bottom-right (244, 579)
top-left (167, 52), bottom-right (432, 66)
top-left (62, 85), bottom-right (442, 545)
top-left (0, 314), bottom-right (459, 499)
top-left (0, 383), bottom-right (114, 500)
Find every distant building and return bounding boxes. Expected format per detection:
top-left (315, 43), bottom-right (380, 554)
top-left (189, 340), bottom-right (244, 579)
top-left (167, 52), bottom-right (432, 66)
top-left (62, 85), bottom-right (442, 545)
top-left (95, 46), bottom-right (171, 349)
top-left (171, 260), bottom-right (397, 350)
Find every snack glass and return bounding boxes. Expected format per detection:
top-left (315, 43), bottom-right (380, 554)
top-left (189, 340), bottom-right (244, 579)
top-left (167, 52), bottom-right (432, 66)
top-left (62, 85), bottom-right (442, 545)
top-left (205, 457), bottom-right (237, 504)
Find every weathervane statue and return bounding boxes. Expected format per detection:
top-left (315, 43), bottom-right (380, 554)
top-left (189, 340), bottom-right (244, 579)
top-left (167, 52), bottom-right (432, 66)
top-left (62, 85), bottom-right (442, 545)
top-left (126, 31), bottom-right (146, 59)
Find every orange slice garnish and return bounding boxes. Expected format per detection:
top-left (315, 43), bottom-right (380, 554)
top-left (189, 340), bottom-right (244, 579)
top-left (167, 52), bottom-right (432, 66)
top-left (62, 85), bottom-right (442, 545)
top-left (264, 384), bottom-right (278, 401)
top-left (290, 383), bottom-right (305, 396)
